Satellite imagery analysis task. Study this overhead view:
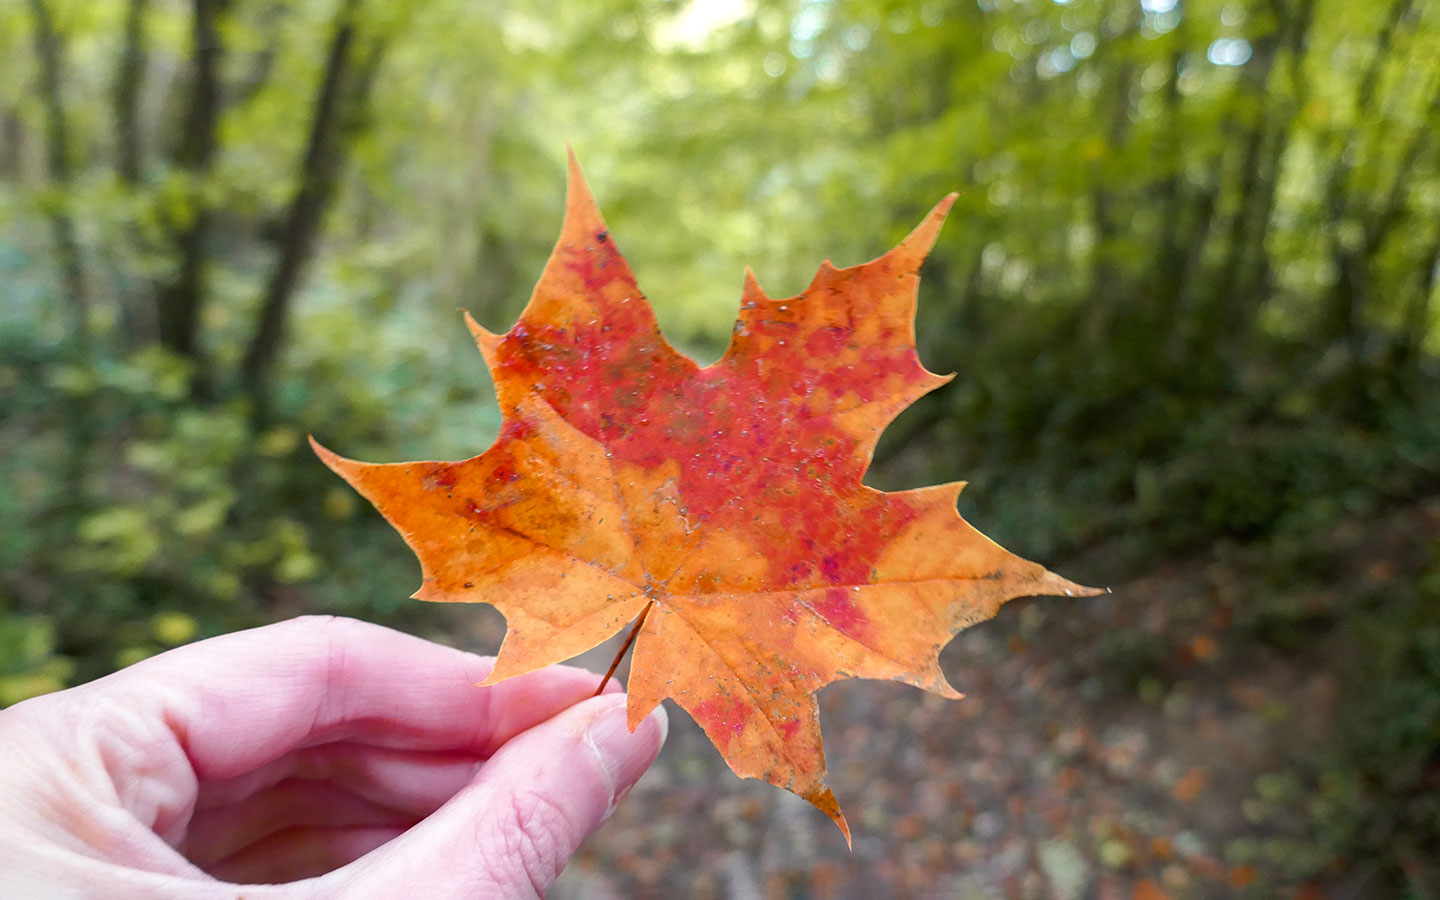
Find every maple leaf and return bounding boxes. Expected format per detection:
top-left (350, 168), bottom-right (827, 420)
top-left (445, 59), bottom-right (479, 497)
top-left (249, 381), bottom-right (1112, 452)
top-left (312, 152), bottom-right (1100, 842)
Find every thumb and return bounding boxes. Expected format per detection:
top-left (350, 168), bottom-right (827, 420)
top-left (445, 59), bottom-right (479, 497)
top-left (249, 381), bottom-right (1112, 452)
top-left (334, 694), bottom-right (666, 900)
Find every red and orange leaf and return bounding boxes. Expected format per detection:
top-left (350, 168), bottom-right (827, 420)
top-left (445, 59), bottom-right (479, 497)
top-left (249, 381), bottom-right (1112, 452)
top-left (312, 152), bottom-right (1100, 842)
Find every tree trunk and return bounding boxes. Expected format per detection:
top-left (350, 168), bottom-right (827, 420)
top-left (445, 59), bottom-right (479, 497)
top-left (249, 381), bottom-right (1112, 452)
top-left (1167, 165), bottom-right (1222, 370)
top-left (1207, 25), bottom-right (1281, 350)
top-left (26, 0), bottom-right (89, 348)
top-left (113, 0), bottom-right (148, 184)
top-left (1394, 85), bottom-right (1440, 379)
top-left (1400, 234), bottom-right (1439, 381)
top-left (0, 108), bottom-right (21, 180)
top-left (1147, 41), bottom-right (1188, 351)
top-left (1335, 78), bottom-right (1439, 399)
top-left (1082, 1), bottom-right (1140, 348)
top-left (1318, 0), bottom-right (1413, 350)
top-left (241, 0), bottom-right (388, 406)
top-left (110, 0), bottom-right (152, 345)
top-left (233, 1), bottom-right (287, 106)
top-left (155, 0), bottom-right (225, 376)
top-left (1231, 0), bottom-right (1316, 323)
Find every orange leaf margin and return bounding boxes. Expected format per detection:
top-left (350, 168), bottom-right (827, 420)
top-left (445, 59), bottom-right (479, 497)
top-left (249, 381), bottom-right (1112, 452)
top-left (313, 152), bottom-right (1102, 842)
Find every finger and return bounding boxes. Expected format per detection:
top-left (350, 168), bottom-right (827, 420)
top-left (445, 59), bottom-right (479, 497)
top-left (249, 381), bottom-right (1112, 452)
top-left (97, 616), bottom-right (617, 784)
top-left (185, 745), bottom-right (479, 870)
top-left (328, 694), bottom-right (666, 899)
top-left (192, 744), bottom-right (480, 814)
top-left (207, 824), bottom-right (406, 885)
top-left (183, 777), bottom-right (420, 869)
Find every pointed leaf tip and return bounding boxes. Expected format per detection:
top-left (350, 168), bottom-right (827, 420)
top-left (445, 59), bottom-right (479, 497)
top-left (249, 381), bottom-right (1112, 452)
top-left (1033, 568), bottom-right (1107, 600)
top-left (309, 435), bottom-right (369, 491)
top-left (809, 788), bottom-right (852, 848)
top-left (309, 434), bottom-right (341, 470)
top-left (894, 193), bottom-right (959, 269)
top-left (554, 147), bottom-right (613, 249)
top-left (741, 265), bottom-right (765, 299)
top-left (565, 148), bottom-right (598, 212)
top-left (463, 310), bottom-right (501, 360)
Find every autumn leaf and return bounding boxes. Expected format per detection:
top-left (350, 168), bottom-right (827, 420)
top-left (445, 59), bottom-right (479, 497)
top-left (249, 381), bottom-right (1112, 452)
top-left (312, 151), bottom-right (1100, 842)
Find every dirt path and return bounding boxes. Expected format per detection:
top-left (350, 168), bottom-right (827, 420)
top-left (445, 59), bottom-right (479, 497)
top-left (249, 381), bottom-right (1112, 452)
top-left (520, 498), bottom-right (1438, 899)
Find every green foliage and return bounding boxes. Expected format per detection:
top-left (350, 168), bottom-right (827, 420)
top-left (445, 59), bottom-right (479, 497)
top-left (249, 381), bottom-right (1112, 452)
top-left (1231, 548), bottom-right (1440, 895)
top-left (1322, 560), bottom-right (1440, 893)
top-left (0, 609), bottom-right (73, 706)
top-left (0, 0), bottom-right (1437, 889)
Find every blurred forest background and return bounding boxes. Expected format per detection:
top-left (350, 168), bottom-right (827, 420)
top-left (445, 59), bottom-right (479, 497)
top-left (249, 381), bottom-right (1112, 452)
top-left (1, 0), bottom-right (1438, 896)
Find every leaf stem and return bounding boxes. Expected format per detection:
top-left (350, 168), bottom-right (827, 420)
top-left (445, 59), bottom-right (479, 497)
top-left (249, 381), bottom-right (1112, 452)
top-left (595, 599), bottom-right (654, 695)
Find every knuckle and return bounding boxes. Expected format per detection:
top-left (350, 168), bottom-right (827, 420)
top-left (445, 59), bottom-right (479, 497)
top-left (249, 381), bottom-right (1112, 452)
top-left (276, 614), bottom-right (371, 655)
top-left (484, 789), bottom-right (581, 896)
top-left (283, 613), bottom-right (350, 634)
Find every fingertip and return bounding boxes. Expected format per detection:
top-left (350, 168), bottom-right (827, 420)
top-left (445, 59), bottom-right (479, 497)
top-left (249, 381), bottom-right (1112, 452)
top-left (649, 702), bottom-right (670, 746)
top-left (583, 696), bottom-right (666, 798)
top-left (330, 693), bottom-right (667, 897)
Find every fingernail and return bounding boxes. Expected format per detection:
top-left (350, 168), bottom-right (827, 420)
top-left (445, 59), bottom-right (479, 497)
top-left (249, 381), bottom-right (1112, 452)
top-left (584, 697), bottom-right (668, 799)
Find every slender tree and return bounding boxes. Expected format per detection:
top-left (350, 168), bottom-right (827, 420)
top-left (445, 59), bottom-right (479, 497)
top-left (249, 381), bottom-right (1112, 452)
top-left (113, 0), bottom-right (148, 185)
top-left (1228, 0), bottom-right (1316, 336)
top-left (1317, 0), bottom-right (1414, 355)
top-left (241, 0), bottom-right (391, 405)
top-left (109, 0), bottom-right (152, 345)
top-left (232, 1), bottom-right (287, 105)
top-left (26, 0), bottom-right (88, 347)
top-left (1403, 230), bottom-right (1440, 379)
top-left (0, 108), bottom-right (21, 180)
top-left (154, 0), bottom-right (226, 376)
top-left (1082, 0), bottom-right (1140, 349)
top-left (1206, 19), bottom-right (1282, 350)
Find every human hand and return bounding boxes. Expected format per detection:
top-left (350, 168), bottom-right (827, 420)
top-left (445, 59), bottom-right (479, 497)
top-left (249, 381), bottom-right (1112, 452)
top-left (0, 616), bottom-right (667, 899)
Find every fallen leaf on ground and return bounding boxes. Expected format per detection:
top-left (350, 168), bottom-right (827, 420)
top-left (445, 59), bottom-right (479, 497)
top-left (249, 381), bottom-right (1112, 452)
top-left (1172, 766), bottom-right (1209, 803)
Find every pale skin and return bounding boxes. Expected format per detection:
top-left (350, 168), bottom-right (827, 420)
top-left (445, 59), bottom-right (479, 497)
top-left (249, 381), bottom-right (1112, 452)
top-left (0, 615), bottom-right (668, 899)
